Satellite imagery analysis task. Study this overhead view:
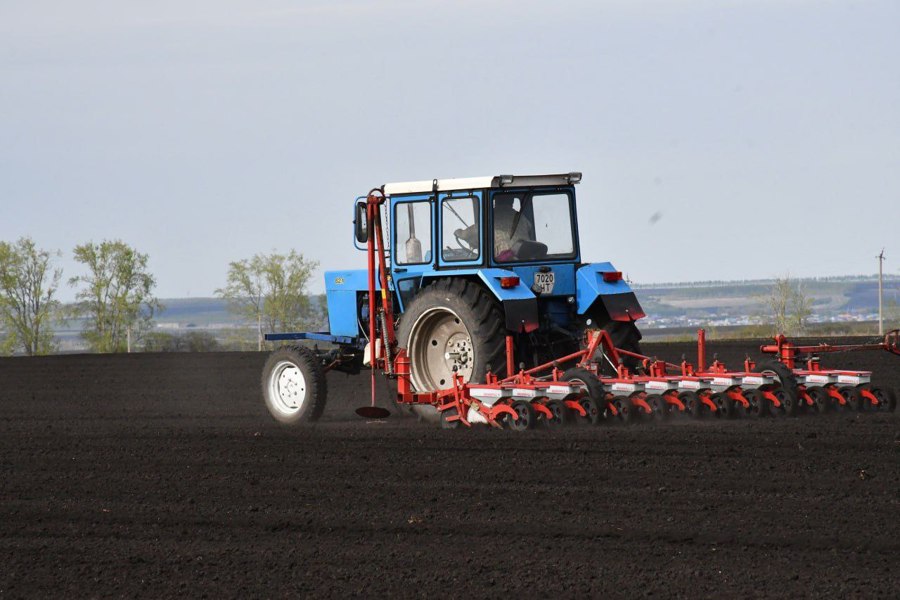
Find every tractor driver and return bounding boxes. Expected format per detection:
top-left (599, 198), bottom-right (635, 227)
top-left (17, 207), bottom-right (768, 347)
top-left (493, 195), bottom-right (535, 262)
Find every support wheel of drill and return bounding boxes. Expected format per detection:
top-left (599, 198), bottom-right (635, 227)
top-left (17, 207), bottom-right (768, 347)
top-left (578, 397), bottom-right (604, 425)
top-left (753, 361), bottom-right (799, 417)
top-left (742, 389), bottom-right (766, 417)
top-left (861, 385), bottom-right (894, 412)
top-left (560, 367), bottom-right (606, 425)
top-left (261, 345), bottom-right (327, 425)
top-left (645, 394), bottom-right (669, 420)
top-left (806, 386), bottom-right (832, 414)
top-left (678, 392), bottom-right (704, 419)
top-left (878, 387), bottom-right (897, 412)
top-left (543, 400), bottom-right (572, 427)
top-left (397, 279), bottom-right (506, 423)
top-left (505, 401), bottom-right (537, 431)
top-left (764, 388), bottom-right (796, 417)
top-left (613, 397), bottom-right (638, 424)
top-left (840, 386), bottom-right (864, 412)
top-left (714, 393), bottom-right (735, 419)
top-left (680, 391), bottom-right (707, 419)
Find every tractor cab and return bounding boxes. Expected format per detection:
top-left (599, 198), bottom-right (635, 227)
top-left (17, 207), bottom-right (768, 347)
top-left (354, 173), bottom-right (590, 314)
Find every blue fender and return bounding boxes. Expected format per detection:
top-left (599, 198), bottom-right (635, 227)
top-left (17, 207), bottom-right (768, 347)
top-left (575, 263), bottom-right (646, 322)
top-left (422, 268), bottom-right (539, 333)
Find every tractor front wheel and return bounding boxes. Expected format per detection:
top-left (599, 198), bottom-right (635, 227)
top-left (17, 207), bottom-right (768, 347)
top-left (261, 346), bottom-right (327, 425)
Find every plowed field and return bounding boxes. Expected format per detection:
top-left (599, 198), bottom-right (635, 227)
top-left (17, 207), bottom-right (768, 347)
top-left (2, 340), bottom-right (898, 598)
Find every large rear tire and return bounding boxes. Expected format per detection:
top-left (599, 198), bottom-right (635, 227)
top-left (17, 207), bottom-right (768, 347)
top-left (261, 346), bottom-right (327, 425)
top-left (397, 279), bottom-right (506, 422)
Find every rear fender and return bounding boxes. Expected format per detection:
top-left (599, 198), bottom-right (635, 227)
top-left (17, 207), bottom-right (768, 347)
top-left (575, 263), bottom-right (646, 322)
top-left (421, 269), bottom-right (539, 333)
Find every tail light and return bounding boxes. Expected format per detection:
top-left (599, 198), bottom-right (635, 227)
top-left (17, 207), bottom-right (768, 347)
top-left (602, 271), bottom-right (622, 283)
top-left (499, 276), bottom-right (520, 289)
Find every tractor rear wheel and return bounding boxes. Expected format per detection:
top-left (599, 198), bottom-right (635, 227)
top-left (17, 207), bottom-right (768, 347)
top-left (261, 346), bottom-right (327, 425)
top-left (397, 279), bottom-right (506, 423)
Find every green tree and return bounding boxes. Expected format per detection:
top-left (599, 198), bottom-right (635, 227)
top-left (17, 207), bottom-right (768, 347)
top-left (0, 237), bottom-right (62, 355)
top-left (216, 250), bottom-right (319, 350)
top-left (69, 240), bottom-right (161, 353)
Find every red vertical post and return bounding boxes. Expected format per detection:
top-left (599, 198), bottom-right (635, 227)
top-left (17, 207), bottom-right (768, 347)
top-left (505, 335), bottom-right (515, 378)
top-left (697, 328), bottom-right (707, 373)
top-left (366, 197), bottom-right (379, 409)
top-left (366, 198), bottom-right (378, 368)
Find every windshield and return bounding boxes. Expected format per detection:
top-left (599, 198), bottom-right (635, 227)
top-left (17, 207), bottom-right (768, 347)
top-left (492, 191), bottom-right (575, 262)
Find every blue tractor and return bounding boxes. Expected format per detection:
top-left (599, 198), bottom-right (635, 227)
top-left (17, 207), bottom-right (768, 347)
top-left (262, 172), bottom-right (646, 424)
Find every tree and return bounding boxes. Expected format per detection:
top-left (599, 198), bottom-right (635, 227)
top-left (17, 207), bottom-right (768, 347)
top-left (0, 237), bottom-right (62, 355)
top-left (768, 274), bottom-right (811, 335)
top-left (69, 240), bottom-right (161, 353)
top-left (216, 250), bottom-right (319, 350)
top-left (768, 277), bottom-right (792, 334)
top-left (886, 298), bottom-right (900, 330)
top-left (789, 280), bottom-right (812, 334)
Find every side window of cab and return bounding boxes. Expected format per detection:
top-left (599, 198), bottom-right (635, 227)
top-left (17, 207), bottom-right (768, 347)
top-left (394, 200), bottom-right (432, 264)
top-left (441, 195), bottom-right (480, 262)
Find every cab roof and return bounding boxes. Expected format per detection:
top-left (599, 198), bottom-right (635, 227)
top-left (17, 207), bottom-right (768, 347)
top-left (382, 172), bottom-right (582, 196)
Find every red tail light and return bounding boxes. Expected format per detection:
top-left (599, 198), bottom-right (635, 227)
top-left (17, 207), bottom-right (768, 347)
top-left (499, 276), bottom-right (520, 289)
top-left (602, 271), bottom-right (622, 283)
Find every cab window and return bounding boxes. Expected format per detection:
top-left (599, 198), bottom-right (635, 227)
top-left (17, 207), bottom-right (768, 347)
top-left (441, 196), bottom-right (480, 262)
top-left (394, 201), bottom-right (432, 264)
top-left (493, 191), bottom-right (574, 262)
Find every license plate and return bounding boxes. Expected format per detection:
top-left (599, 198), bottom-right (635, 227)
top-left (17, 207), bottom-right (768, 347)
top-left (533, 272), bottom-right (555, 294)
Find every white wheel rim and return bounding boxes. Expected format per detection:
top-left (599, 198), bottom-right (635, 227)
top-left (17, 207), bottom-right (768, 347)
top-left (267, 360), bottom-right (307, 416)
top-left (407, 306), bottom-right (474, 392)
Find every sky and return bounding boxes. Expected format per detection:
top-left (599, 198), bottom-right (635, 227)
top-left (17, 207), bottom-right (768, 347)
top-left (1, 0), bottom-right (898, 301)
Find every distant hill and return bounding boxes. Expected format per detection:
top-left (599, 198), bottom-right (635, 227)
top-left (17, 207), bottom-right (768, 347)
top-left (44, 276), bottom-right (899, 352)
top-left (633, 275), bottom-right (900, 331)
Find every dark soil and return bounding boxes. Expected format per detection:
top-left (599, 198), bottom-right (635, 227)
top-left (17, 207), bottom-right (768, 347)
top-left (1, 340), bottom-right (899, 598)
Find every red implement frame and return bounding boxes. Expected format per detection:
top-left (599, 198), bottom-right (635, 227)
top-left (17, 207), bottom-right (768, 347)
top-left (760, 330), bottom-right (900, 369)
top-left (358, 184), bottom-right (897, 424)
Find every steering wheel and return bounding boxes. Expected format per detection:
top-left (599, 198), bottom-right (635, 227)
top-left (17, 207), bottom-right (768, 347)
top-left (453, 228), bottom-right (478, 259)
top-left (453, 235), bottom-right (477, 258)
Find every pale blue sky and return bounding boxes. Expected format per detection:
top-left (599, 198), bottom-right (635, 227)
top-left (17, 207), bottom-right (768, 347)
top-left (2, 0), bottom-right (898, 300)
